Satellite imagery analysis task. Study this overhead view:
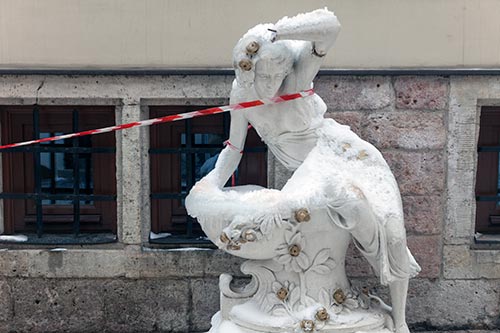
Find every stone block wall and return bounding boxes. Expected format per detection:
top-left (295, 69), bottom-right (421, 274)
top-left (0, 74), bottom-right (498, 332)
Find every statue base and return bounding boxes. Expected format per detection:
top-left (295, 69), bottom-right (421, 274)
top-left (209, 301), bottom-right (392, 333)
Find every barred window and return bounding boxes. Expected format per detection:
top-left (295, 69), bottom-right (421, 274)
top-left (149, 105), bottom-right (267, 244)
top-left (475, 106), bottom-right (500, 234)
top-left (0, 106), bottom-right (117, 244)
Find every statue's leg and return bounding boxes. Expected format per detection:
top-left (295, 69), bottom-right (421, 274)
top-left (328, 188), bottom-right (411, 332)
top-left (389, 278), bottom-right (410, 333)
top-left (386, 219), bottom-right (411, 333)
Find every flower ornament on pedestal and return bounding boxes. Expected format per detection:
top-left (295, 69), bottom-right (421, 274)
top-left (275, 230), bottom-right (310, 273)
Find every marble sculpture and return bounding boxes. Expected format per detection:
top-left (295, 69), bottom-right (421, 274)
top-left (186, 8), bottom-right (420, 333)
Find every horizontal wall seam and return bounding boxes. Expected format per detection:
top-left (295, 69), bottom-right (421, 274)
top-left (1, 68), bottom-right (500, 76)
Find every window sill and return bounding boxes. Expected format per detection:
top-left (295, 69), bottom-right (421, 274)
top-left (148, 235), bottom-right (216, 249)
top-left (473, 233), bottom-right (500, 249)
top-left (0, 233), bottom-right (117, 245)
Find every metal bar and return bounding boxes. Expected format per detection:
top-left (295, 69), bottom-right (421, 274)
top-left (150, 193), bottom-right (186, 200)
top-left (149, 147), bottom-right (224, 154)
top-left (149, 146), bottom-right (267, 154)
top-left (0, 193), bottom-right (116, 200)
top-left (72, 109), bottom-right (81, 236)
top-left (84, 153), bottom-right (92, 204)
top-left (476, 195), bottom-right (500, 202)
top-left (49, 135), bottom-right (56, 204)
top-left (223, 113), bottom-right (230, 137)
top-left (33, 106), bottom-right (43, 237)
top-left (478, 146), bottom-right (500, 152)
top-left (185, 120), bottom-right (194, 238)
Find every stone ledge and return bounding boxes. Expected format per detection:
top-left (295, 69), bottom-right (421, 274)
top-left (443, 245), bottom-right (500, 279)
top-left (0, 247), bottom-right (244, 279)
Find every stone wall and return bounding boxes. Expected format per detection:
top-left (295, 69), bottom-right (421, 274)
top-left (0, 74), bottom-right (498, 332)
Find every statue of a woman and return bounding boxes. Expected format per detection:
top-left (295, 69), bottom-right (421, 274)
top-left (186, 9), bottom-right (420, 333)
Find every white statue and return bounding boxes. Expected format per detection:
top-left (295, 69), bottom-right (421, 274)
top-left (186, 8), bottom-right (420, 333)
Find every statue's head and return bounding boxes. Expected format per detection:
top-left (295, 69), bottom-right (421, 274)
top-left (233, 24), bottom-right (294, 99)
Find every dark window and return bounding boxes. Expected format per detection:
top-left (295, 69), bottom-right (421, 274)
top-left (149, 106), bottom-right (267, 244)
top-left (475, 107), bottom-right (500, 234)
top-left (0, 106), bottom-right (117, 243)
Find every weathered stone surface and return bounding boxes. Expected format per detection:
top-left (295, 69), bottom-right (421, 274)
top-left (118, 104), bottom-right (148, 245)
top-left (403, 195), bottom-right (443, 235)
top-left (0, 248), bottom-right (244, 280)
top-left (11, 279), bottom-right (105, 332)
top-left (0, 280), bottom-right (12, 322)
top-left (127, 249), bottom-right (244, 279)
top-left (394, 76), bottom-right (449, 110)
top-left (314, 76), bottom-right (393, 111)
top-left (190, 278), bottom-right (220, 332)
top-left (364, 112), bottom-right (446, 149)
top-left (407, 235), bottom-right (441, 278)
top-left (383, 151), bottom-right (445, 195)
top-left (406, 279), bottom-right (499, 328)
top-left (444, 245), bottom-right (500, 279)
top-left (103, 278), bottom-right (189, 332)
top-left (345, 243), bottom-right (375, 278)
top-left (326, 111), bottom-right (365, 136)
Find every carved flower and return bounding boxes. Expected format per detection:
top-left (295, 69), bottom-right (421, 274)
top-left (331, 289), bottom-right (359, 314)
top-left (271, 280), bottom-right (297, 302)
top-left (319, 288), bottom-right (360, 315)
top-left (263, 280), bottom-right (300, 315)
top-left (275, 230), bottom-right (310, 272)
top-left (293, 319), bottom-right (317, 333)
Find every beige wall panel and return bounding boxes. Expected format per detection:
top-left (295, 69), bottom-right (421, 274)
top-left (0, 0), bottom-right (500, 69)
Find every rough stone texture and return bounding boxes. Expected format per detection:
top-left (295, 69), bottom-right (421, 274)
top-left (443, 245), bottom-right (500, 279)
top-left (326, 111), bottom-right (365, 136)
top-left (407, 235), bottom-right (441, 278)
top-left (364, 111), bottom-right (446, 150)
top-left (406, 279), bottom-right (499, 329)
top-left (345, 243), bottom-right (375, 278)
top-left (394, 76), bottom-right (449, 110)
top-left (0, 249), bottom-right (127, 278)
top-left (103, 279), bottom-right (190, 332)
top-left (314, 76), bottom-right (394, 111)
top-left (11, 279), bottom-right (105, 332)
top-left (118, 104), bottom-right (147, 245)
top-left (127, 249), bottom-right (244, 279)
top-left (403, 195), bottom-right (444, 235)
top-left (0, 247), bottom-right (246, 279)
top-left (382, 150), bottom-right (445, 196)
top-left (0, 279), bottom-right (12, 322)
top-left (190, 278), bottom-right (220, 332)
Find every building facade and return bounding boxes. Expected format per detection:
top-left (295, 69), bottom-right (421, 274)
top-left (0, 1), bottom-right (499, 332)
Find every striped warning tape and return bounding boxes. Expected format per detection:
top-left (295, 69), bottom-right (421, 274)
top-left (0, 89), bottom-right (314, 150)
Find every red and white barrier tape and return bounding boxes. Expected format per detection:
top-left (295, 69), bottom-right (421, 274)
top-left (0, 89), bottom-right (314, 150)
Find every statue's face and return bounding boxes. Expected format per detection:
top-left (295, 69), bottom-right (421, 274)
top-left (254, 58), bottom-right (287, 99)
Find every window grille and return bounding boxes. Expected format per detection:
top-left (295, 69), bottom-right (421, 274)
top-left (475, 106), bottom-right (500, 234)
top-left (0, 106), bottom-right (117, 244)
top-left (149, 106), bottom-right (267, 244)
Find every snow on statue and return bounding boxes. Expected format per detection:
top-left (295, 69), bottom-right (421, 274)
top-left (186, 8), bottom-right (420, 333)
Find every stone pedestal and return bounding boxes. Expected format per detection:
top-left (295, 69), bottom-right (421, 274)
top-left (195, 186), bottom-right (393, 333)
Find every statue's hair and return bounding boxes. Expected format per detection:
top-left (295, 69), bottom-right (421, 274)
top-left (233, 24), bottom-right (294, 88)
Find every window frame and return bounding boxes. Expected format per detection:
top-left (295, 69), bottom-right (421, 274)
top-left (148, 105), bottom-right (267, 244)
top-left (0, 105), bottom-right (118, 243)
top-left (475, 107), bottom-right (500, 235)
